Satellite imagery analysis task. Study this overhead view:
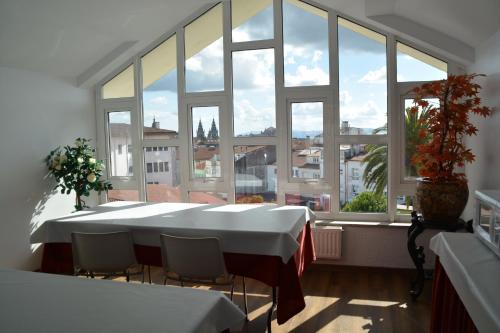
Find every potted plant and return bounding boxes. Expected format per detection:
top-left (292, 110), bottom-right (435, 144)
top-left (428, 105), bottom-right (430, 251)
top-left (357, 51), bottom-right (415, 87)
top-left (46, 138), bottom-right (112, 211)
top-left (409, 74), bottom-right (493, 224)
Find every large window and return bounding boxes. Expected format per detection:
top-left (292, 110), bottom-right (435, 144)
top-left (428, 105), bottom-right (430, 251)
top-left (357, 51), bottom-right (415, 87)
top-left (234, 146), bottom-right (277, 203)
top-left (232, 49), bottom-right (276, 137)
top-left (338, 18), bottom-right (387, 135)
top-left (185, 4), bottom-right (224, 92)
top-left (290, 102), bottom-right (324, 179)
top-left (98, 1), bottom-right (451, 222)
top-left (102, 65), bottom-right (134, 99)
top-left (108, 111), bottom-right (133, 177)
top-left (231, 0), bottom-right (274, 42)
top-left (142, 35), bottom-right (178, 136)
top-left (283, 0), bottom-right (329, 87)
top-left (191, 106), bottom-right (221, 179)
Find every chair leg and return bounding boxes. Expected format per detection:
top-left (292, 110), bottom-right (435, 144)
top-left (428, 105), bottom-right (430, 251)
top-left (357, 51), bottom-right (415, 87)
top-left (141, 265), bottom-right (145, 284)
top-left (180, 280), bottom-right (184, 287)
top-left (242, 276), bottom-right (248, 317)
top-left (163, 276), bottom-right (168, 286)
top-left (148, 265), bottom-right (152, 284)
top-left (230, 278), bottom-right (235, 301)
top-left (126, 271), bottom-right (130, 283)
top-left (267, 287), bottom-right (277, 333)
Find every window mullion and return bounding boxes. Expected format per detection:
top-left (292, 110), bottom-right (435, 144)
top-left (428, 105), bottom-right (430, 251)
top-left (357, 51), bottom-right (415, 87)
top-left (274, 0), bottom-right (286, 206)
top-left (387, 33), bottom-right (397, 222)
top-left (177, 26), bottom-right (189, 203)
top-left (222, 0), bottom-right (234, 203)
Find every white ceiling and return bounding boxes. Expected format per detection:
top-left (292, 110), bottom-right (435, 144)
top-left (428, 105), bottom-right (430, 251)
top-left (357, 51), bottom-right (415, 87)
top-left (1, 0), bottom-right (499, 82)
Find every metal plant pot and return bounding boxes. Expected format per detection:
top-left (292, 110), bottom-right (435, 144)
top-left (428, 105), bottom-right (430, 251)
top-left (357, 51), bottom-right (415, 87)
top-left (415, 178), bottom-right (469, 224)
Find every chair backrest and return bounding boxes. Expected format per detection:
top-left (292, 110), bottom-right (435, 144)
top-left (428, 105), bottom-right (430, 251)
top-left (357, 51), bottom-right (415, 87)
top-left (160, 234), bottom-right (227, 281)
top-left (71, 231), bottom-right (137, 273)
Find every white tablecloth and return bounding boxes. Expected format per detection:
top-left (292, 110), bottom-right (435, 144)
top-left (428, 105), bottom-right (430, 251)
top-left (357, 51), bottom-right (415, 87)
top-left (0, 268), bottom-right (245, 333)
top-left (31, 202), bottom-right (315, 263)
top-left (430, 232), bottom-right (500, 333)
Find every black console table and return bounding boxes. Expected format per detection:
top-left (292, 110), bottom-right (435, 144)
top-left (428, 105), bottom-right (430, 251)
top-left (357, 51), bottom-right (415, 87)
top-left (407, 211), bottom-right (471, 300)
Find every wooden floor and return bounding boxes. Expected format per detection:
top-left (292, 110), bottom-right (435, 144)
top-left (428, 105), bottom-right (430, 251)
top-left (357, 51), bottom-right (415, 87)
top-left (112, 264), bottom-right (432, 333)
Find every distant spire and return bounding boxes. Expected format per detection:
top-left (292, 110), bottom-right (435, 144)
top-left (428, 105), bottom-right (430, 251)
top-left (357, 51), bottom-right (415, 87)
top-left (207, 118), bottom-right (219, 141)
top-left (196, 119), bottom-right (206, 143)
top-left (152, 116), bottom-right (160, 129)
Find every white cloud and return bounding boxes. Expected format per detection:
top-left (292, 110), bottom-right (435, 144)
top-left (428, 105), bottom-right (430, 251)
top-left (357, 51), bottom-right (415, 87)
top-left (340, 100), bottom-right (386, 129)
top-left (339, 90), bottom-right (352, 106)
top-left (186, 57), bottom-right (202, 72)
top-left (358, 66), bottom-right (387, 84)
top-left (312, 50), bottom-right (323, 63)
top-left (285, 65), bottom-right (329, 86)
top-left (233, 98), bottom-right (275, 135)
top-left (150, 96), bottom-right (169, 105)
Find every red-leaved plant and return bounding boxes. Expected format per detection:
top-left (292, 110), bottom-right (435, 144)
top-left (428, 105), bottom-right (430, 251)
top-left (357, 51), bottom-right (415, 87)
top-left (410, 74), bottom-right (493, 182)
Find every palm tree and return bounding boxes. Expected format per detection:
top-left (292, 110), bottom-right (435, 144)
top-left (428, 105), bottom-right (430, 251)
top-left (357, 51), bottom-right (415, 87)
top-left (405, 105), bottom-right (430, 177)
top-left (362, 126), bottom-right (387, 196)
top-left (362, 105), bottom-right (430, 195)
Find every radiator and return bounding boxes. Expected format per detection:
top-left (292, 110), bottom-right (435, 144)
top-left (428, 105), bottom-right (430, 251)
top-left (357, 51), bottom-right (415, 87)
top-left (312, 226), bottom-right (343, 259)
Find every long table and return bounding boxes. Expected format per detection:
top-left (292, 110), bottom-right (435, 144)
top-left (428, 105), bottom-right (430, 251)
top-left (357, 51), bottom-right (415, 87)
top-left (0, 268), bottom-right (245, 333)
top-left (430, 232), bottom-right (500, 333)
top-left (31, 202), bottom-right (316, 325)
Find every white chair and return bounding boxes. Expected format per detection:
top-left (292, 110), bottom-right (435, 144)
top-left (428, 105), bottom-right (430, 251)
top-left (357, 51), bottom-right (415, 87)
top-left (71, 231), bottom-right (143, 282)
top-left (160, 234), bottom-right (247, 316)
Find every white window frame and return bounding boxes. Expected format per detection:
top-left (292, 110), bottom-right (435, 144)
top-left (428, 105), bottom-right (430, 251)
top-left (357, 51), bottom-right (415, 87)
top-left (94, 0), bottom-right (458, 223)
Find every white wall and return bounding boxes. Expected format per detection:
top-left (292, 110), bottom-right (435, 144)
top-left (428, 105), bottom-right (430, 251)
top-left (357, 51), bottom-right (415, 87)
top-left (464, 29), bottom-right (500, 220)
top-left (0, 66), bottom-right (96, 270)
top-left (318, 224), bottom-right (440, 269)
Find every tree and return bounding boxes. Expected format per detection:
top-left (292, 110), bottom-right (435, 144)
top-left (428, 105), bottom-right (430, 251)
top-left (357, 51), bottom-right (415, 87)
top-left (362, 126), bottom-right (387, 196)
top-left (342, 191), bottom-right (387, 213)
top-left (362, 105), bottom-right (432, 195)
top-left (405, 105), bottom-right (430, 177)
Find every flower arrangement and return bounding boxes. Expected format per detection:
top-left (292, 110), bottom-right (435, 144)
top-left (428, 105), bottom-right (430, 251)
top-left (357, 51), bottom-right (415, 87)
top-left (410, 74), bottom-right (493, 182)
top-left (46, 138), bottom-right (112, 211)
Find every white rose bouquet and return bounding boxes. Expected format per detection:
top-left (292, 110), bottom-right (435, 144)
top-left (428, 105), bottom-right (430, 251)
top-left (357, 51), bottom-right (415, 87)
top-left (46, 138), bottom-right (112, 211)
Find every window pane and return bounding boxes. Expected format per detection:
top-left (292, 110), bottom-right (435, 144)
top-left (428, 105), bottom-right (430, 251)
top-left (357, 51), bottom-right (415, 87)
top-left (234, 146), bottom-right (276, 203)
top-left (142, 35), bottom-right (178, 137)
top-left (285, 193), bottom-right (331, 212)
top-left (102, 65), bottom-right (135, 99)
top-left (233, 49), bottom-right (276, 137)
top-left (283, 0), bottom-right (329, 86)
top-left (108, 111), bottom-right (133, 177)
top-left (403, 98), bottom-right (438, 180)
top-left (340, 144), bottom-right (387, 213)
top-left (107, 189), bottom-right (139, 202)
top-left (185, 4), bottom-right (224, 92)
top-left (291, 102), bottom-right (323, 179)
top-left (144, 146), bottom-right (181, 202)
top-left (397, 42), bottom-right (447, 82)
top-left (192, 106), bottom-right (221, 178)
top-left (338, 18), bottom-right (387, 135)
top-left (189, 192), bottom-right (228, 204)
top-left (396, 195), bottom-right (415, 216)
top-left (232, 0), bottom-right (273, 42)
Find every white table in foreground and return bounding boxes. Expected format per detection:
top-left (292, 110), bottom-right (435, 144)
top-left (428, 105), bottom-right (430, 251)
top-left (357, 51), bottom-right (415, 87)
top-left (430, 232), bottom-right (500, 333)
top-left (31, 202), bottom-right (315, 263)
top-left (0, 268), bottom-right (245, 333)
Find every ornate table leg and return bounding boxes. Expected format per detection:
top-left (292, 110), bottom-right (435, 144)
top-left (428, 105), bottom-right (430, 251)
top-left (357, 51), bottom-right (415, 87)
top-left (407, 212), bottom-right (426, 300)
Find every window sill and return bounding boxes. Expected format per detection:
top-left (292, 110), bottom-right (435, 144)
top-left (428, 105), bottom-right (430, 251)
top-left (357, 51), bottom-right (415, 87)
top-left (314, 220), bottom-right (411, 228)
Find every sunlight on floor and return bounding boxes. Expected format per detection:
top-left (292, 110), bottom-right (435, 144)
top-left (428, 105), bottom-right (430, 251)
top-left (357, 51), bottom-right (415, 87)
top-left (348, 299), bottom-right (400, 307)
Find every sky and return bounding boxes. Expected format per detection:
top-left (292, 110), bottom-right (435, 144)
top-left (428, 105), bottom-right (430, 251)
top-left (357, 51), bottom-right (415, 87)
top-left (140, 0), bottom-right (447, 138)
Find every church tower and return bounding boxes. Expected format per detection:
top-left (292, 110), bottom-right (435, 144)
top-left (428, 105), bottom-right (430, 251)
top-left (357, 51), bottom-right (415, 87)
top-left (207, 118), bottom-right (219, 141)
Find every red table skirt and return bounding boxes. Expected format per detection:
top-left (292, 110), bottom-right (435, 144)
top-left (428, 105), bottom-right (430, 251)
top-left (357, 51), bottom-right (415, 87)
top-left (430, 257), bottom-right (479, 333)
top-left (40, 223), bottom-right (315, 325)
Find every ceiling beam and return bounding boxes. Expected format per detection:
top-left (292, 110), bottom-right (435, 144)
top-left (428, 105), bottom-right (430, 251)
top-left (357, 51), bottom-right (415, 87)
top-left (76, 41), bottom-right (138, 88)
